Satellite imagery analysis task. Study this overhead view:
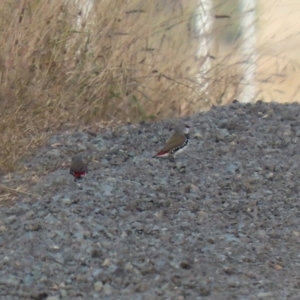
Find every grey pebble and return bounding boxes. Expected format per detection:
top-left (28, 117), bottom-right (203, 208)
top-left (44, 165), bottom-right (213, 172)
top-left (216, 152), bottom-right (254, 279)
top-left (46, 148), bottom-right (61, 157)
top-left (94, 281), bottom-right (103, 292)
top-left (0, 275), bottom-right (20, 286)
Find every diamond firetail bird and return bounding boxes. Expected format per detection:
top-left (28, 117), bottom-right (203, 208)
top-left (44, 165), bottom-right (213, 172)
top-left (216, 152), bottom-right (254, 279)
top-left (153, 123), bottom-right (190, 159)
top-left (70, 155), bottom-right (88, 179)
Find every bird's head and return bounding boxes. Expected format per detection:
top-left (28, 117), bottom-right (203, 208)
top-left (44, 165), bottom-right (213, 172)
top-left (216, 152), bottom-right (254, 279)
top-left (182, 124), bottom-right (190, 134)
top-left (175, 123), bottom-right (190, 135)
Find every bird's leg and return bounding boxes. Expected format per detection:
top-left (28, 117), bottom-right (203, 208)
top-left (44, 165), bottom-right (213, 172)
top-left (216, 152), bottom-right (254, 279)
top-left (169, 155), bottom-right (176, 165)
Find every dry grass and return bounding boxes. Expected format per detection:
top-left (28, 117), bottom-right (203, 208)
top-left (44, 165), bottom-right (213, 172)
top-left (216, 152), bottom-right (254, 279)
top-left (0, 0), bottom-right (244, 173)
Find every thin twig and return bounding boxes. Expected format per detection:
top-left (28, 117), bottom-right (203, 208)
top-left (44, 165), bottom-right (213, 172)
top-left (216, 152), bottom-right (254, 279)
top-left (0, 185), bottom-right (40, 198)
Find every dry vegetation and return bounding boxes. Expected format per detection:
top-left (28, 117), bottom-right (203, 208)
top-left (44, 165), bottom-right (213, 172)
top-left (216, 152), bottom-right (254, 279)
top-left (0, 0), bottom-right (243, 173)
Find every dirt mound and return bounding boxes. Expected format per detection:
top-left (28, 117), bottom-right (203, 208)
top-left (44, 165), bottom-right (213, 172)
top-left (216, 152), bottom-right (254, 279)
top-left (1, 100), bottom-right (300, 299)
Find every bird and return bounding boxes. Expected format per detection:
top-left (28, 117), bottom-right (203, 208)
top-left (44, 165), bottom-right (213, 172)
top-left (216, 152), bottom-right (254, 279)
top-left (153, 123), bottom-right (190, 161)
top-left (70, 155), bottom-right (88, 180)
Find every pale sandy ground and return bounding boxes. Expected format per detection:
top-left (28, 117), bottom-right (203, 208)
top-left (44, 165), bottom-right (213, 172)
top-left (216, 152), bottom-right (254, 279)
top-left (215, 0), bottom-right (300, 104)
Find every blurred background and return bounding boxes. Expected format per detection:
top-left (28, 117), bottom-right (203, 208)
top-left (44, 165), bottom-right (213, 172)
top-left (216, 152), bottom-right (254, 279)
top-left (213, 0), bottom-right (300, 104)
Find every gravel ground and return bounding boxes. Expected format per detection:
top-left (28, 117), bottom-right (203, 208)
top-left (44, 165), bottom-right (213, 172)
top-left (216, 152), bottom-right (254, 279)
top-left (1, 100), bottom-right (300, 300)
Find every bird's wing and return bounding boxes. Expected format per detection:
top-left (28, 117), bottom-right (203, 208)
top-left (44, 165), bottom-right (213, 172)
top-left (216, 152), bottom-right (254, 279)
top-left (157, 133), bottom-right (185, 155)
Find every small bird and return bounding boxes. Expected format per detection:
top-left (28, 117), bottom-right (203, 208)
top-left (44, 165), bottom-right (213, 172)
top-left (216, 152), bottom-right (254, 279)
top-left (70, 155), bottom-right (88, 180)
top-left (153, 123), bottom-right (190, 160)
